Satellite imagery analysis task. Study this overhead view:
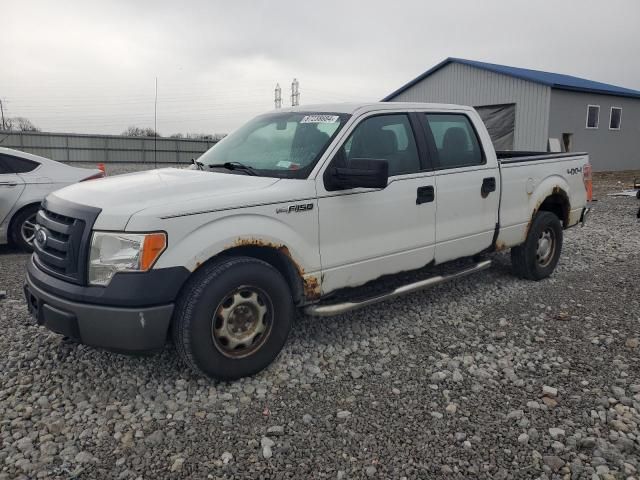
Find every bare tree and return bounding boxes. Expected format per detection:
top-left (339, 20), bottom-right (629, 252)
top-left (170, 132), bottom-right (227, 140)
top-left (3, 117), bottom-right (41, 132)
top-left (122, 126), bottom-right (161, 137)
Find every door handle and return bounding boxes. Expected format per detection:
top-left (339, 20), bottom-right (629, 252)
top-left (481, 177), bottom-right (496, 197)
top-left (0, 182), bottom-right (18, 187)
top-left (416, 185), bottom-right (435, 205)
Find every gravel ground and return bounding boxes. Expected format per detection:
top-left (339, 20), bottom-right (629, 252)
top-left (1, 168), bottom-right (639, 479)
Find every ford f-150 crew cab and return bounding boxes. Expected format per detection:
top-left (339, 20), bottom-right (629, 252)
top-left (24, 102), bottom-right (592, 380)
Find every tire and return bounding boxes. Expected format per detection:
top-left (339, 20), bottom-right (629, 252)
top-left (172, 256), bottom-right (294, 380)
top-left (511, 211), bottom-right (563, 281)
top-left (10, 205), bottom-right (40, 252)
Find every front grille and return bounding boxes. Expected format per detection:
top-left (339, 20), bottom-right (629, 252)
top-left (33, 197), bottom-right (101, 285)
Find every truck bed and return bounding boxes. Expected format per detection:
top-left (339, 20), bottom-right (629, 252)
top-left (495, 150), bottom-right (590, 249)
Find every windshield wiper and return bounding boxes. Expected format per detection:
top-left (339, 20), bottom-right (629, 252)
top-left (191, 158), bottom-right (205, 170)
top-left (208, 161), bottom-right (258, 176)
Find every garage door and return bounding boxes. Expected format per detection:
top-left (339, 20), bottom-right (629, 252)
top-left (474, 104), bottom-right (515, 151)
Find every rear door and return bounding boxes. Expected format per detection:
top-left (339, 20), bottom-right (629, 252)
top-left (419, 112), bottom-right (500, 263)
top-left (0, 156), bottom-right (26, 226)
top-left (317, 112), bottom-right (437, 293)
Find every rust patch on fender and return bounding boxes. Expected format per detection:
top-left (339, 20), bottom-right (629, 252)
top-left (232, 237), bottom-right (302, 270)
top-left (525, 196), bottom-right (545, 238)
top-left (494, 241), bottom-right (508, 252)
top-left (230, 237), bottom-right (321, 300)
top-left (303, 275), bottom-right (321, 300)
top-left (526, 187), bottom-right (570, 237)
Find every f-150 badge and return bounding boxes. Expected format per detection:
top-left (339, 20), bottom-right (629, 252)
top-left (276, 203), bottom-right (314, 214)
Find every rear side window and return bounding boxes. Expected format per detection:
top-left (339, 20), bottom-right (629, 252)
top-left (423, 114), bottom-right (483, 169)
top-left (0, 154), bottom-right (39, 173)
top-left (338, 114), bottom-right (421, 176)
top-left (0, 158), bottom-right (10, 174)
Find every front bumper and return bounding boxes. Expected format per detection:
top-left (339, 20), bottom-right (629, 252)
top-left (25, 266), bottom-right (175, 353)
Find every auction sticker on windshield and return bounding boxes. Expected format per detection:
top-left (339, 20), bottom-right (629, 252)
top-left (300, 115), bottom-right (340, 123)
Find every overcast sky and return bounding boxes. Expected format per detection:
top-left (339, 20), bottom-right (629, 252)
top-left (2, 0), bottom-right (639, 135)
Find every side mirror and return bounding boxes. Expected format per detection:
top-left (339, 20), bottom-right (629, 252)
top-left (325, 158), bottom-right (389, 191)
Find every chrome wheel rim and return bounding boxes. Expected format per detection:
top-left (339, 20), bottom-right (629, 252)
top-left (211, 285), bottom-right (273, 358)
top-left (20, 213), bottom-right (37, 245)
top-left (536, 228), bottom-right (556, 267)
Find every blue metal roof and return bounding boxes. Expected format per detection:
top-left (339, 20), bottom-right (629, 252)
top-left (382, 57), bottom-right (640, 101)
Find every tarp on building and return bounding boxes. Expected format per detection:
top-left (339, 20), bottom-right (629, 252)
top-left (474, 103), bottom-right (515, 150)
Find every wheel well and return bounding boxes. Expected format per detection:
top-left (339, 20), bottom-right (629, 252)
top-left (537, 192), bottom-right (569, 228)
top-left (217, 245), bottom-right (306, 305)
top-left (7, 202), bottom-right (40, 243)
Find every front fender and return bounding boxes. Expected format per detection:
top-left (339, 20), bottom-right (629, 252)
top-left (154, 212), bottom-right (321, 277)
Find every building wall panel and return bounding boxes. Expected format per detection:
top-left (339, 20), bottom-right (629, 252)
top-left (549, 90), bottom-right (640, 171)
top-left (389, 63), bottom-right (551, 151)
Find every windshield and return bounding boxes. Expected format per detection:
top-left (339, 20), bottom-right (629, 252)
top-left (197, 112), bottom-right (349, 178)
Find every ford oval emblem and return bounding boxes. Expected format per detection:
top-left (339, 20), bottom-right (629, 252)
top-left (36, 228), bottom-right (48, 246)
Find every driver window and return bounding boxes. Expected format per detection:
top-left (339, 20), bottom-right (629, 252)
top-left (336, 114), bottom-right (420, 176)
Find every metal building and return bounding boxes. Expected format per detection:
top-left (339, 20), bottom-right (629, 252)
top-left (383, 58), bottom-right (640, 171)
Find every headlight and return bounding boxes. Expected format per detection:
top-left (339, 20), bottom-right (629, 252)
top-left (89, 232), bottom-right (167, 286)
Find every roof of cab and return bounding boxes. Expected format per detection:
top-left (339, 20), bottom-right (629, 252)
top-left (278, 102), bottom-right (474, 115)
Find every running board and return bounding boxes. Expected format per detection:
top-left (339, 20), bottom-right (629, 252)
top-left (304, 259), bottom-right (492, 317)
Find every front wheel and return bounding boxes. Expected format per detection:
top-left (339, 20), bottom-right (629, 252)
top-left (511, 211), bottom-right (563, 280)
top-left (172, 256), bottom-right (294, 380)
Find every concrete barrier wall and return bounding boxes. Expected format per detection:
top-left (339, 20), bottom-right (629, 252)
top-left (0, 131), bottom-right (217, 164)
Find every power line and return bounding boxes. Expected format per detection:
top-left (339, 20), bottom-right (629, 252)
top-left (154, 77), bottom-right (158, 168)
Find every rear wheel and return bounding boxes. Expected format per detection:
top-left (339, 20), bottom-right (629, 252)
top-left (10, 205), bottom-right (39, 252)
top-left (172, 256), bottom-right (294, 380)
top-left (511, 211), bottom-right (563, 280)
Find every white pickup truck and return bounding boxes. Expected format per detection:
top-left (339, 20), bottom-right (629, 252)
top-left (24, 102), bottom-right (592, 380)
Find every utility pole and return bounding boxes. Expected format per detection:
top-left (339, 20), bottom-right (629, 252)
top-left (291, 78), bottom-right (300, 107)
top-left (154, 77), bottom-right (158, 169)
top-left (0, 99), bottom-right (5, 131)
top-left (274, 83), bottom-right (282, 109)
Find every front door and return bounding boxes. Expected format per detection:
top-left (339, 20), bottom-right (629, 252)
top-left (317, 113), bottom-right (436, 294)
top-left (419, 112), bottom-right (500, 263)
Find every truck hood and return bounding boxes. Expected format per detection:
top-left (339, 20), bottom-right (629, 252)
top-left (50, 168), bottom-right (280, 230)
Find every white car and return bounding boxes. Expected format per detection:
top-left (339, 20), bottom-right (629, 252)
top-left (0, 147), bottom-right (103, 250)
top-left (24, 103), bottom-right (591, 380)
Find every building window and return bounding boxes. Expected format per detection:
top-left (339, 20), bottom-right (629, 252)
top-left (609, 107), bottom-right (622, 130)
top-left (586, 105), bottom-right (600, 129)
